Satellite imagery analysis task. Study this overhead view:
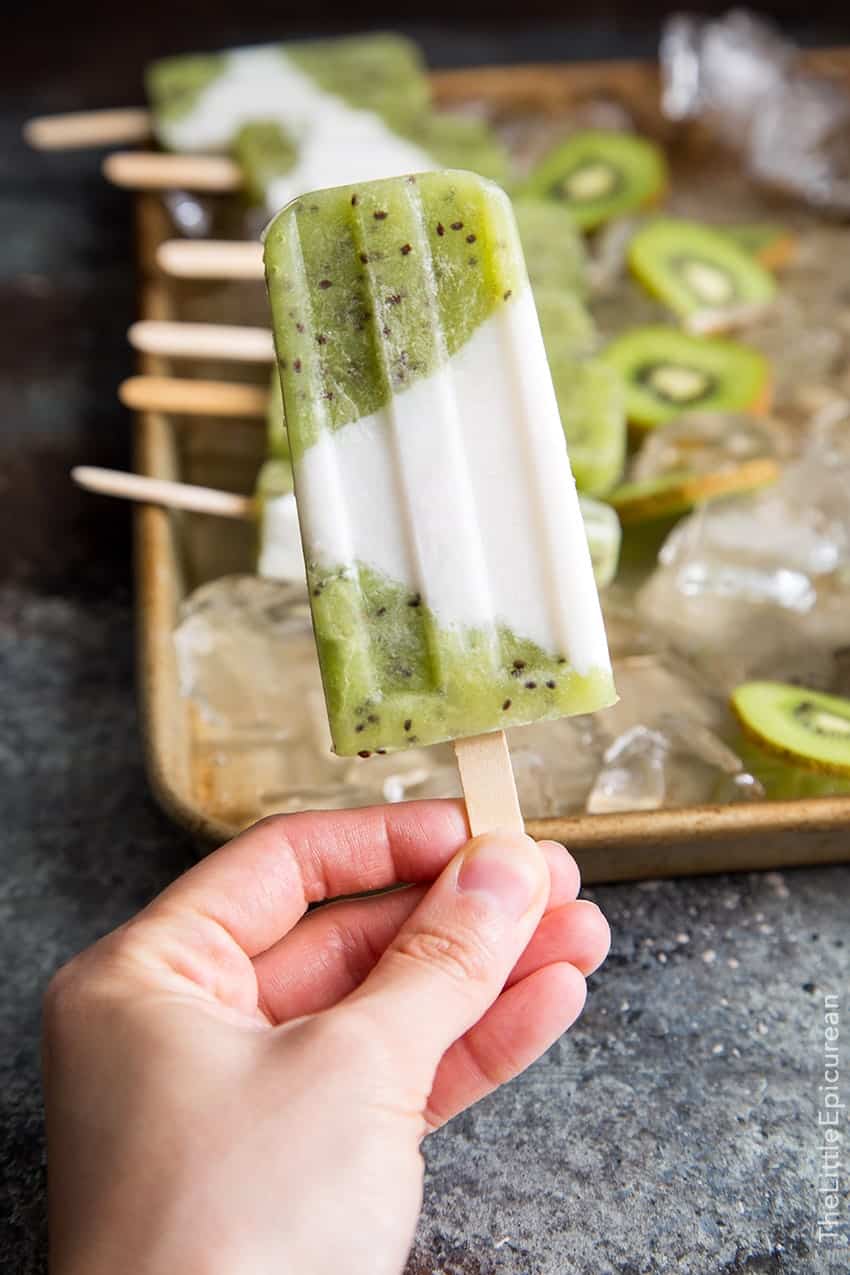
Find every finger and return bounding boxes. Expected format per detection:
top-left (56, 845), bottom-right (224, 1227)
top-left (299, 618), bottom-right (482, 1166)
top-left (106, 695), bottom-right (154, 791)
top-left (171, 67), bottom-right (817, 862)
top-left (255, 843), bottom-right (581, 1023)
top-left (509, 899), bottom-right (610, 983)
top-left (424, 962), bottom-right (588, 1132)
top-left (144, 799), bottom-right (469, 957)
top-left (340, 830), bottom-right (550, 1083)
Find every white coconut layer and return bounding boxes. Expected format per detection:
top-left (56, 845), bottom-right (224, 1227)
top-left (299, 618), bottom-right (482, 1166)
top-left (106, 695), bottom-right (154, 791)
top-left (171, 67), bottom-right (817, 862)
top-left (294, 285), bottom-right (612, 678)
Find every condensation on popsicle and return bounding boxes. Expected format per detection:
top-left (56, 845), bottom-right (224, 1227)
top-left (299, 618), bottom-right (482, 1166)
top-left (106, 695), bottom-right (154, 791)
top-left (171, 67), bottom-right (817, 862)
top-left (264, 170), bottom-right (617, 756)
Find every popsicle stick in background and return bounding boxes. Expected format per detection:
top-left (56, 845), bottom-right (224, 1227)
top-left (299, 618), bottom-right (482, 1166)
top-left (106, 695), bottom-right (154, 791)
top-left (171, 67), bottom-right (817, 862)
top-left (103, 151), bottom-right (241, 192)
top-left (157, 239), bottom-right (265, 280)
top-left (23, 107), bottom-right (153, 149)
top-left (72, 467), bottom-right (252, 518)
top-left (119, 375), bottom-right (267, 417)
top-left (129, 320), bottom-right (275, 363)
top-left (454, 733), bottom-right (524, 836)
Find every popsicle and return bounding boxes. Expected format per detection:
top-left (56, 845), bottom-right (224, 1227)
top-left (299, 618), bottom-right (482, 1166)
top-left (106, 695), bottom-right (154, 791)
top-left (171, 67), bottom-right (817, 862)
top-left (147, 34), bottom-right (430, 153)
top-left (263, 170), bottom-right (616, 758)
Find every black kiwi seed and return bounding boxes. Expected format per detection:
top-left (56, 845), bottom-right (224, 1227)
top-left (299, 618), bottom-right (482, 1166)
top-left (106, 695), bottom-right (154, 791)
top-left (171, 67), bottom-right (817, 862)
top-left (513, 660), bottom-right (526, 670)
top-left (358, 750), bottom-right (372, 758)
top-left (502, 699), bottom-right (512, 711)
top-left (503, 290), bottom-right (512, 301)
top-left (408, 593), bottom-right (421, 607)
top-left (373, 210), bottom-right (388, 220)
top-left (545, 679), bottom-right (556, 689)
top-left (355, 724), bottom-right (365, 733)
top-left (376, 606), bottom-right (387, 617)
top-left (351, 193), bottom-right (359, 205)
top-left (293, 359), bottom-right (302, 372)
top-left (316, 334), bottom-right (327, 344)
top-left (436, 222), bottom-right (445, 236)
top-left (525, 681), bottom-right (537, 690)
top-left (387, 294), bottom-right (402, 305)
top-left (794, 701), bottom-right (850, 736)
top-left (557, 656), bottom-right (567, 664)
top-left (466, 233), bottom-right (476, 243)
top-left (318, 279), bottom-right (332, 289)
top-left (367, 714), bottom-right (379, 724)
top-left (295, 321), bottom-right (305, 332)
top-left (359, 252), bottom-right (370, 263)
top-left (400, 243), bottom-right (412, 255)
top-left (377, 749), bottom-right (387, 754)
top-left (404, 719), bottom-right (412, 732)
top-left (451, 221), bottom-right (463, 230)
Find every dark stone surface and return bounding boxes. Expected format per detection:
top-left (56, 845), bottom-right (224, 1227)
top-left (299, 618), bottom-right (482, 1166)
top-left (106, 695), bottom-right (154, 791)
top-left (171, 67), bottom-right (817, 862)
top-left (2, 10), bottom-right (849, 1275)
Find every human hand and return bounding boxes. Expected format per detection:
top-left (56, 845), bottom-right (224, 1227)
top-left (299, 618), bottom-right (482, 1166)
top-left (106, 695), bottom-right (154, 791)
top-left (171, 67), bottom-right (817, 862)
top-left (44, 800), bottom-right (609, 1275)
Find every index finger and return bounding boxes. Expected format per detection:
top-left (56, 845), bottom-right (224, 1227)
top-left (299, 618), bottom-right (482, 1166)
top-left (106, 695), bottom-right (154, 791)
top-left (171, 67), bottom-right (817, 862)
top-left (146, 799), bottom-right (470, 957)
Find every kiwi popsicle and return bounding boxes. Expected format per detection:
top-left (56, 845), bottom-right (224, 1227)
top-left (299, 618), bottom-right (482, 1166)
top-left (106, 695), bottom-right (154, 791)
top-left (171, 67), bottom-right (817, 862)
top-left (147, 34), bottom-right (437, 212)
top-left (264, 170), bottom-right (616, 756)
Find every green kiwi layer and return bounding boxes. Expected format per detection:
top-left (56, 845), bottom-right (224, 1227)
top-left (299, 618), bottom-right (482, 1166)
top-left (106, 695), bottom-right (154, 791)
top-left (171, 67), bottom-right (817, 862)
top-left (264, 170), bottom-right (526, 461)
top-left (234, 121), bottom-right (298, 205)
top-left (580, 496), bottom-right (621, 588)
top-left (521, 130), bottom-right (668, 231)
top-left (629, 218), bottom-right (777, 320)
top-left (602, 326), bottom-right (771, 429)
top-left (513, 199), bottom-right (588, 297)
top-left (308, 563), bottom-right (616, 755)
top-left (551, 358), bottom-right (627, 496)
top-left (731, 681), bottom-right (850, 776)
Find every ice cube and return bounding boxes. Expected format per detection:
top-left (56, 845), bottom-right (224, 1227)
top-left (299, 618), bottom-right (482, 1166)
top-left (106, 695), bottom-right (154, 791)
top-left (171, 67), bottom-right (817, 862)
top-left (586, 725), bottom-right (669, 813)
top-left (630, 413), bottom-right (791, 484)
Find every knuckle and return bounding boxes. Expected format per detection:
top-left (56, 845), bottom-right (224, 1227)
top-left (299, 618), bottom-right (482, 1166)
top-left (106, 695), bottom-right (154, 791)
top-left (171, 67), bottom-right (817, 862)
top-left (392, 924), bottom-right (492, 987)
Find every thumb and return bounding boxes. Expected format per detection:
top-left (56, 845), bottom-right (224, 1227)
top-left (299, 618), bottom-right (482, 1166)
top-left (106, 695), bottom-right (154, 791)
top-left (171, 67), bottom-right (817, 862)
top-left (344, 830), bottom-right (550, 1080)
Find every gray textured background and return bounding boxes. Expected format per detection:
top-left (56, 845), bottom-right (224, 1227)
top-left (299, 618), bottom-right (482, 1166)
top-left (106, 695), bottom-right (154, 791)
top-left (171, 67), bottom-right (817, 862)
top-left (3, 15), bottom-right (850, 1272)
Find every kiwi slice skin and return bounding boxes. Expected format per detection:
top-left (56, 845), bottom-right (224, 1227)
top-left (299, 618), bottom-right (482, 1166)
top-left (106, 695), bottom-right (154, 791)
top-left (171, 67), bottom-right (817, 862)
top-left (731, 682), bottom-right (850, 776)
top-left (521, 130), bottom-right (668, 232)
top-left (602, 326), bottom-right (772, 430)
top-left (609, 459), bottom-right (779, 524)
top-left (629, 218), bottom-right (777, 320)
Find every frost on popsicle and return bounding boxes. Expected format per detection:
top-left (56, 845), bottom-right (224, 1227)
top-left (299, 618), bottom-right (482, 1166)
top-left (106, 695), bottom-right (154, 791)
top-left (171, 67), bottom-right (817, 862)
top-left (264, 170), bottom-right (616, 756)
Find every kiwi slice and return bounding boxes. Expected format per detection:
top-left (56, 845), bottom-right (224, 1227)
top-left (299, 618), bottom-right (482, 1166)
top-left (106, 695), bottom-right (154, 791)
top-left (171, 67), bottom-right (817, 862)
top-left (609, 459), bottom-right (779, 524)
top-left (522, 130), bottom-right (668, 232)
top-left (233, 121), bottom-right (298, 206)
top-left (629, 219), bottom-right (777, 321)
top-left (602, 326), bottom-right (771, 429)
top-left (513, 199), bottom-right (587, 297)
top-left (580, 495), bottom-right (621, 587)
top-left (735, 733), bottom-right (850, 801)
top-left (722, 224), bottom-right (797, 272)
top-left (731, 681), bottom-right (850, 775)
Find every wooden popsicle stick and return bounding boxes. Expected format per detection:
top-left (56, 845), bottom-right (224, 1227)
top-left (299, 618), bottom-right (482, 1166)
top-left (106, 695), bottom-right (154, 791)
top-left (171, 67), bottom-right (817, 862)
top-left (454, 732), bottom-right (524, 837)
top-left (119, 375), bottom-right (268, 417)
top-left (157, 239), bottom-right (265, 280)
top-left (72, 467), bottom-right (252, 518)
top-left (24, 107), bottom-right (152, 150)
top-left (129, 320), bottom-right (275, 363)
top-left (103, 151), bottom-right (241, 191)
